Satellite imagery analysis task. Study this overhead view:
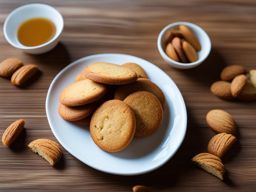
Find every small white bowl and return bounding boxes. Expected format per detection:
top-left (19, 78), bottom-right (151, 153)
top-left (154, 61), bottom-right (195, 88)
top-left (157, 21), bottom-right (211, 69)
top-left (3, 3), bottom-right (64, 54)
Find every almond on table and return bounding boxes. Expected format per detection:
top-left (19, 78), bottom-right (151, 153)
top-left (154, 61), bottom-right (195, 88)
top-left (11, 64), bottom-right (40, 87)
top-left (28, 138), bottom-right (62, 166)
top-left (2, 119), bottom-right (25, 147)
top-left (230, 74), bottom-right (247, 97)
top-left (220, 65), bottom-right (246, 81)
top-left (192, 153), bottom-right (225, 180)
top-left (206, 109), bottom-right (236, 134)
top-left (210, 81), bottom-right (233, 100)
top-left (208, 133), bottom-right (237, 158)
top-left (0, 58), bottom-right (23, 78)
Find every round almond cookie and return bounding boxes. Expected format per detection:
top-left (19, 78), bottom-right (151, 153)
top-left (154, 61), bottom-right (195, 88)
top-left (90, 100), bottom-right (136, 153)
top-left (58, 103), bottom-right (96, 122)
top-left (60, 79), bottom-right (107, 107)
top-left (114, 78), bottom-right (165, 106)
top-left (124, 91), bottom-right (163, 137)
top-left (84, 62), bottom-right (137, 85)
top-left (122, 62), bottom-right (148, 78)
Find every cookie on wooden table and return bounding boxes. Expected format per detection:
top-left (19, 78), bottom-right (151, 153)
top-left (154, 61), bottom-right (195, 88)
top-left (60, 79), bottom-right (107, 107)
top-left (114, 78), bottom-right (165, 106)
top-left (90, 100), bottom-right (136, 152)
top-left (122, 62), bottom-right (148, 78)
top-left (124, 91), bottom-right (163, 137)
top-left (84, 62), bottom-right (137, 85)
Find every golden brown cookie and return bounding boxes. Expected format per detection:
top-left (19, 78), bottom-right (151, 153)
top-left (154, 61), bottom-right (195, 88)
top-left (122, 63), bottom-right (148, 78)
top-left (114, 78), bottom-right (165, 105)
top-left (84, 62), bottom-right (137, 85)
top-left (124, 91), bottom-right (163, 137)
top-left (58, 103), bottom-right (96, 122)
top-left (60, 79), bottom-right (107, 107)
top-left (75, 69), bottom-right (87, 81)
top-left (90, 100), bottom-right (136, 152)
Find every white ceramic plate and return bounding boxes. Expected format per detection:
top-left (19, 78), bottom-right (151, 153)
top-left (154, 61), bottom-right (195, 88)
top-left (46, 53), bottom-right (187, 175)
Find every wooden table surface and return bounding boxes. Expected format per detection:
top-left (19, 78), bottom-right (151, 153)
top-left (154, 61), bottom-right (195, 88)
top-left (0, 0), bottom-right (256, 191)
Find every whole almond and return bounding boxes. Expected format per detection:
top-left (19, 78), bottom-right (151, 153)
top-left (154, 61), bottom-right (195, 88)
top-left (192, 153), bottom-right (225, 180)
top-left (249, 69), bottom-right (256, 88)
top-left (2, 119), bottom-right (25, 147)
top-left (165, 43), bottom-right (180, 62)
top-left (208, 133), bottom-right (236, 158)
top-left (231, 74), bottom-right (247, 97)
top-left (11, 64), bottom-right (39, 87)
top-left (220, 65), bottom-right (246, 81)
top-left (206, 109), bottom-right (236, 134)
top-left (164, 30), bottom-right (183, 46)
top-left (28, 138), bottom-right (62, 166)
top-left (179, 25), bottom-right (201, 51)
top-left (132, 185), bottom-right (152, 192)
top-left (182, 40), bottom-right (198, 62)
top-left (172, 37), bottom-right (188, 63)
top-left (0, 58), bottom-right (23, 78)
top-left (238, 81), bottom-right (256, 101)
top-left (210, 81), bottom-right (233, 100)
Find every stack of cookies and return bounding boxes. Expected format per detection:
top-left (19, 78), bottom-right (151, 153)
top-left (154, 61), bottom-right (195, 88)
top-left (58, 62), bottom-right (165, 152)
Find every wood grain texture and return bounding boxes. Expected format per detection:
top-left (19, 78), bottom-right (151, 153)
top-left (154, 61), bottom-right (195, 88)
top-left (0, 0), bottom-right (256, 191)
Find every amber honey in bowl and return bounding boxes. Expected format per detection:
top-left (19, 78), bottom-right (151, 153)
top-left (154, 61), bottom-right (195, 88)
top-left (17, 18), bottom-right (56, 47)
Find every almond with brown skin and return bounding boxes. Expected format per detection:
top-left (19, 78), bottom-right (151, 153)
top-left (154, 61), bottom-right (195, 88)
top-left (165, 43), bottom-right (180, 62)
top-left (231, 74), bottom-right (247, 97)
top-left (0, 58), bottom-right (23, 78)
top-left (182, 40), bottom-right (198, 62)
top-left (192, 153), bottom-right (225, 180)
top-left (11, 64), bottom-right (39, 87)
top-left (208, 133), bottom-right (237, 158)
top-left (172, 37), bottom-right (188, 63)
top-left (164, 30), bottom-right (183, 46)
top-left (206, 109), bottom-right (236, 134)
top-left (2, 119), bottom-right (25, 147)
top-left (210, 81), bottom-right (233, 100)
top-left (179, 25), bottom-right (201, 51)
top-left (220, 65), bottom-right (246, 81)
top-left (132, 185), bottom-right (152, 192)
top-left (28, 138), bottom-right (62, 166)
top-left (238, 81), bottom-right (256, 101)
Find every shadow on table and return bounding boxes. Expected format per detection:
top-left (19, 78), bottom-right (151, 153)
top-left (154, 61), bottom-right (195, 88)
top-left (27, 42), bottom-right (72, 73)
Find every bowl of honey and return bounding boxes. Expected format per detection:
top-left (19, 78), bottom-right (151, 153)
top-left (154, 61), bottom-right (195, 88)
top-left (3, 3), bottom-right (64, 54)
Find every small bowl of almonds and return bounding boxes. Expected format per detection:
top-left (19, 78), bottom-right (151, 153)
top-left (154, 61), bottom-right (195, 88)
top-left (157, 21), bottom-right (211, 69)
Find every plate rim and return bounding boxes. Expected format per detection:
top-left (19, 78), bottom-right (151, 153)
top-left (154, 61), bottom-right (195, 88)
top-left (45, 53), bottom-right (187, 175)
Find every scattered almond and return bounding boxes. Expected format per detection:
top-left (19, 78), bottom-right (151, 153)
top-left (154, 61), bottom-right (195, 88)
top-left (179, 25), bottom-right (201, 51)
top-left (220, 65), bottom-right (246, 81)
top-left (208, 133), bottom-right (236, 158)
top-left (172, 37), bottom-right (188, 63)
top-left (231, 74), bottom-right (247, 97)
top-left (192, 153), bottom-right (225, 180)
top-left (206, 109), bottom-right (236, 134)
top-left (2, 119), bottom-right (25, 147)
top-left (0, 58), bottom-right (23, 78)
top-left (11, 64), bottom-right (39, 87)
top-left (28, 138), bottom-right (62, 166)
top-left (132, 185), bottom-right (152, 192)
top-left (210, 81), bottom-right (233, 100)
top-left (166, 43), bottom-right (180, 62)
top-left (182, 40), bottom-right (198, 62)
